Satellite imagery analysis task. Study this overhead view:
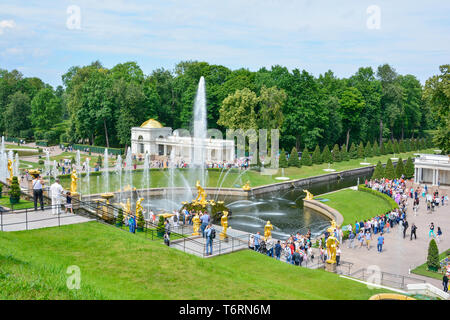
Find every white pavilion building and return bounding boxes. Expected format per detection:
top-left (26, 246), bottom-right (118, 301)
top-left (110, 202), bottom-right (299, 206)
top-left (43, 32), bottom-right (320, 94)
top-left (131, 118), bottom-right (235, 163)
top-left (414, 154), bottom-right (450, 186)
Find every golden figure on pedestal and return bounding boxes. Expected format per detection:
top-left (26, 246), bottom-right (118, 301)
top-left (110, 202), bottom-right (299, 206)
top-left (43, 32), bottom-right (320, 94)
top-left (303, 189), bottom-right (314, 200)
top-left (220, 211), bottom-right (229, 239)
top-left (326, 220), bottom-right (339, 264)
top-left (192, 214), bottom-right (201, 236)
top-left (264, 220), bottom-right (273, 240)
top-left (136, 197), bottom-right (144, 216)
top-left (7, 160), bottom-right (13, 181)
top-left (193, 180), bottom-right (208, 207)
top-left (242, 181), bottom-right (251, 191)
top-left (70, 169), bottom-right (78, 194)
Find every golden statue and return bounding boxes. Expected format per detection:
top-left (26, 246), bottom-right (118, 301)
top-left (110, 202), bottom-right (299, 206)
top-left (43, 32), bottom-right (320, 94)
top-left (136, 197), bottom-right (144, 217)
top-left (192, 214), bottom-right (201, 236)
top-left (220, 211), bottom-right (229, 239)
top-left (193, 180), bottom-right (208, 207)
top-left (7, 159), bottom-right (13, 181)
top-left (303, 189), bottom-right (314, 200)
top-left (325, 222), bottom-right (339, 264)
top-left (70, 169), bottom-right (78, 194)
top-left (264, 220), bottom-right (274, 240)
top-left (242, 181), bottom-right (251, 191)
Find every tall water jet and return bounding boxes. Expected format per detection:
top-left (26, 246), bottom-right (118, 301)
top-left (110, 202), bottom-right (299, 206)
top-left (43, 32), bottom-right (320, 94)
top-left (44, 151), bottom-right (50, 178)
top-left (141, 153), bottom-right (150, 218)
top-left (14, 153), bottom-right (20, 177)
top-left (190, 76), bottom-right (207, 189)
top-left (115, 155), bottom-right (122, 203)
top-left (52, 160), bottom-right (58, 182)
top-left (85, 158), bottom-right (90, 198)
top-left (125, 147), bottom-right (133, 202)
top-left (103, 149), bottom-right (109, 193)
top-left (76, 150), bottom-right (81, 171)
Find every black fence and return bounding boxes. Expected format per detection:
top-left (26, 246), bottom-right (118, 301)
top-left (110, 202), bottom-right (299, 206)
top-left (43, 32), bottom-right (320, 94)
top-left (350, 268), bottom-right (426, 290)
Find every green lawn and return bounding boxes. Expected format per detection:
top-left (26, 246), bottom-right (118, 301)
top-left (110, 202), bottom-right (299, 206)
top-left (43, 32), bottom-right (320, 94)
top-left (5, 144), bottom-right (38, 150)
top-left (0, 221), bottom-right (390, 300)
top-left (50, 152), bottom-right (117, 168)
top-left (0, 197), bottom-right (35, 210)
top-left (411, 250), bottom-right (449, 280)
top-left (57, 149), bottom-right (434, 195)
top-left (320, 189), bottom-right (392, 225)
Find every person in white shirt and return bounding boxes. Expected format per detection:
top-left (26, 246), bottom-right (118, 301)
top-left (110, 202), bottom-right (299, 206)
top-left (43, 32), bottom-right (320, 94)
top-left (50, 179), bottom-right (64, 215)
top-left (32, 175), bottom-right (45, 211)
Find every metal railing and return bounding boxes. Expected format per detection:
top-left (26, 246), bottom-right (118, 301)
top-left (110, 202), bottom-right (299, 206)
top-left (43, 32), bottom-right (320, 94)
top-left (350, 268), bottom-right (427, 290)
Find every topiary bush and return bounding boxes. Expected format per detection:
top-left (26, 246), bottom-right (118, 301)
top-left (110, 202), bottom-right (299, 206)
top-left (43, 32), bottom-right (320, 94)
top-left (332, 144), bottom-right (341, 162)
top-left (312, 145), bottom-right (322, 164)
top-left (116, 208), bottom-right (124, 227)
top-left (288, 147), bottom-right (301, 167)
top-left (157, 215), bottom-right (165, 237)
top-left (395, 158), bottom-right (405, 178)
top-left (427, 239), bottom-right (440, 272)
top-left (9, 176), bottom-right (21, 204)
top-left (322, 145), bottom-right (332, 164)
top-left (300, 147), bottom-right (312, 166)
top-left (279, 149), bottom-right (288, 168)
top-left (384, 158), bottom-right (395, 180)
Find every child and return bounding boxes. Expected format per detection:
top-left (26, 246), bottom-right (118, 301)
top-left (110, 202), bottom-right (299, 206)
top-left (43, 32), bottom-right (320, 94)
top-left (65, 191), bottom-right (73, 214)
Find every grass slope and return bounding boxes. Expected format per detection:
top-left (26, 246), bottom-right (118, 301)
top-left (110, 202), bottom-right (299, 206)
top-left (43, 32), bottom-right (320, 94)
top-left (0, 222), bottom-right (387, 300)
top-left (321, 189), bottom-right (392, 225)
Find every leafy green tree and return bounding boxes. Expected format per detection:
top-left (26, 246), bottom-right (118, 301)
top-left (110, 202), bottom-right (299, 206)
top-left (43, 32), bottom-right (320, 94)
top-left (395, 158), bottom-right (405, 178)
top-left (321, 145), bottom-right (332, 164)
top-left (339, 87), bottom-right (365, 149)
top-left (372, 161), bottom-right (384, 180)
top-left (257, 86), bottom-right (286, 130)
top-left (384, 158), bottom-right (395, 179)
top-left (288, 147), bottom-right (301, 167)
top-left (4, 91), bottom-right (32, 137)
top-left (312, 145), bottom-right (322, 164)
top-left (279, 149), bottom-right (288, 168)
top-left (348, 142), bottom-right (357, 159)
top-left (427, 239), bottom-right (440, 271)
top-left (364, 141), bottom-right (373, 158)
top-left (357, 142), bottom-right (365, 159)
top-left (332, 144), bottom-right (341, 162)
top-left (218, 88), bottom-right (258, 130)
top-left (300, 147), bottom-right (312, 166)
top-left (404, 157), bottom-right (415, 179)
top-left (31, 87), bottom-right (62, 132)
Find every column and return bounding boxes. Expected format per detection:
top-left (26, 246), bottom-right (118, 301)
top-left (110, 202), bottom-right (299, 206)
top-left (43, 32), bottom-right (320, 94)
top-left (436, 169), bottom-right (439, 186)
top-left (163, 144), bottom-right (167, 156)
top-left (432, 169), bottom-right (436, 186)
top-left (414, 168), bottom-right (418, 183)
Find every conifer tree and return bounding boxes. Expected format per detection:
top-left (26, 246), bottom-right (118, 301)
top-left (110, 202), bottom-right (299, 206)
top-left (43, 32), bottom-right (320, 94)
top-left (372, 140), bottom-right (380, 156)
top-left (340, 144), bottom-right (349, 161)
top-left (357, 141), bottom-right (365, 159)
top-left (301, 147), bottom-right (312, 166)
top-left (288, 147), bottom-right (301, 167)
top-left (395, 157), bottom-right (405, 178)
top-left (393, 140), bottom-right (400, 154)
top-left (399, 140), bottom-right (406, 153)
top-left (380, 141), bottom-right (386, 155)
top-left (372, 161), bottom-right (384, 180)
top-left (322, 145), bottom-right (333, 164)
top-left (427, 239), bottom-right (440, 271)
top-left (404, 157), bottom-right (414, 179)
top-left (332, 144), bottom-right (341, 162)
top-left (349, 142), bottom-right (357, 159)
top-left (384, 158), bottom-right (395, 179)
top-left (279, 149), bottom-right (288, 168)
top-left (385, 140), bottom-right (393, 154)
top-left (364, 141), bottom-right (373, 158)
top-left (405, 139), bottom-right (411, 152)
top-left (312, 145), bottom-right (322, 164)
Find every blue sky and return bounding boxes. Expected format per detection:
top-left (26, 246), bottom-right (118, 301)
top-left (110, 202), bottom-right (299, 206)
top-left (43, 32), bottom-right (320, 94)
top-left (0, 0), bottom-right (449, 87)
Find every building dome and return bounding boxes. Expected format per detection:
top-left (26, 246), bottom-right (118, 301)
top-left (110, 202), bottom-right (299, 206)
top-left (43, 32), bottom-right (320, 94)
top-left (140, 118), bottom-right (163, 129)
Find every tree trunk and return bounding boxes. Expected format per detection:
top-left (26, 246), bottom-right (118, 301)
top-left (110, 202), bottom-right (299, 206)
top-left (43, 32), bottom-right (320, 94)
top-left (379, 119), bottom-right (383, 147)
top-left (346, 128), bottom-right (350, 151)
top-left (103, 119), bottom-right (110, 148)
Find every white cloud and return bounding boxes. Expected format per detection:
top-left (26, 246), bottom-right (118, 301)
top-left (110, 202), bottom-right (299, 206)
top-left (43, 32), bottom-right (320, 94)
top-left (0, 19), bottom-right (15, 34)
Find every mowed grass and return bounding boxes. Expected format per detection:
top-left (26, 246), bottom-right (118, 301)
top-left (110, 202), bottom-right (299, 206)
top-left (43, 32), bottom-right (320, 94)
top-left (58, 149), bottom-right (434, 195)
top-left (0, 221), bottom-right (389, 300)
top-left (0, 197), bottom-right (35, 210)
top-left (411, 250), bottom-right (449, 281)
top-left (320, 189), bottom-right (392, 225)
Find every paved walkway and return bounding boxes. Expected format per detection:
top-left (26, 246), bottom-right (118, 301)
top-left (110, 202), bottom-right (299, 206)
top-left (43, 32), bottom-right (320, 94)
top-left (339, 184), bottom-right (449, 289)
top-left (0, 208), bottom-right (94, 231)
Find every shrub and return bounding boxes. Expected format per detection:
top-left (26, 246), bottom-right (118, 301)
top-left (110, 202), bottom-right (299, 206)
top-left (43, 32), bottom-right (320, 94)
top-left (157, 215), bottom-right (165, 236)
top-left (380, 141), bottom-right (386, 155)
top-left (357, 185), bottom-right (398, 210)
top-left (393, 139), bottom-right (400, 154)
top-left (312, 145), bottom-right (322, 164)
top-left (136, 209), bottom-right (145, 231)
top-left (372, 161), bottom-right (384, 180)
top-left (427, 239), bottom-right (440, 271)
top-left (372, 141), bottom-right (380, 156)
top-left (349, 142), bottom-right (357, 159)
top-left (9, 176), bottom-right (21, 200)
top-left (279, 149), bottom-right (288, 168)
top-left (364, 141), bottom-right (373, 158)
top-left (38, 159), bottom-right (44, 165)
top-left (332, 144), bottom-right (341, 162)
top-left (340, 145), bottom-right (349, 161)
top-left (97, 155), bottom-right (103, 167)
top-left (404, 157), bottom-right (414, 179)
top-left (322, 145), bottom-right (332, 164)
top-left (385, 140), bottom-right (393, 154)
top-left (300, 147), bottom-right (312, 166)
top-left (384, 158), bottom-right (395, 180)
top-left (288, 147), bottom-right (301, 167)
top-left (399, 140), bottom-right (406, 153)
top-left (357, 142), bottom-right (365, 159)
top-left (116, 208), bottom-right (124, 226)
top-left (395, 158), bottom-right (405, 178)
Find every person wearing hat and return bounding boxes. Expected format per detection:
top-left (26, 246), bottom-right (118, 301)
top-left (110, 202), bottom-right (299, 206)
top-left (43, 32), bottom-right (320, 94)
top-left (50, 178), bottom-right (64, 215)
top-left (32, 174), bottom-right (45, 211)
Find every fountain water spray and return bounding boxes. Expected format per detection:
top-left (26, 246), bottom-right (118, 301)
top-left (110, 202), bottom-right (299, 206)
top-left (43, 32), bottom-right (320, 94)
top-left (103, 149), bottom-right (109, 193)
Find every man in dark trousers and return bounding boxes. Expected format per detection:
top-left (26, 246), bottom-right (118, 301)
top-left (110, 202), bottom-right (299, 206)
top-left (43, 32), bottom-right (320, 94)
top-left (32, 175), bottom-right (45, 211)
top-left (293, 250), bottom-right (301, 266)
top-left (443, 274), bottom-right (448, 293)
top-left (402, 219), bottom-right (409, 239)
top-left (410, 223), bottom-right (417, 240)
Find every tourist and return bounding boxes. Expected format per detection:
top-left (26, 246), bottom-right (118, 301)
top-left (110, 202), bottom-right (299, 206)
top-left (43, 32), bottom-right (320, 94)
top-left (436, 227), bottom-right (442, 243)
top-left (128, 215), bottom-right (136, 233)
top-left (293, 249), bottom-right (301, 266)
top-left (50, 178), bottom-right (64, 215)
top-left (65, 191), bottom-right (73, 214)
top-left (358, 230), bottom-right (364, 248)
top-left (377, 233), bottom-right (384, 253)
top-left (254, 232), bottom-right (261, 252)
top-left (274, 240), bottom-right (281, 260)
top-left (266, 238), bottom-right (274, 258)
top-left (248, 235), bottom-right (255, 250)
top-left (164, 231), bottom-right (170, 246)
top-left (402, 219), bottom-right (409, 239)
top-left (164, 219), bottom-right (171, 236)
top-left (205, 223), bottom-right (215, 256)
top-left (284, 243), bottom-right (292, 264)
top-left (347, 231), bottom-right (355, 249)
top-left (443, 274), bottom-right (449, 293)
top-left (410, 223), bottom-right (417, 240)
top-left (32, 175), bottom-right (45, 211)
top-left (365, 230), bottom-right (372, 250)
top-left (200, 211), bottom-right (209, 238)
top-left (336, 246), bottom-right (341, 266)
top-left (429, 222), bottom-right (436, 238)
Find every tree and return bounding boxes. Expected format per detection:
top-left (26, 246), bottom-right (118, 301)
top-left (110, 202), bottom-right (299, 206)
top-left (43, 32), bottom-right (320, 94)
top-left (357, 142), bottom-right (365, 159)
top-left (384, 158), bottom-right (395, 180)
top-left (399, 140), bottom-right (406, 153)
top-left (9, 176), bottom-right (21, 202)
top-left (218, 88), bottom-right (258, 130)
top-left (116, 208), bottom-right (124, 226)
top-left (340, 144), bottom-right (349, 161)
top-left (300, 147), bottom-right (312, 166)
top-left (372, 161), bottom-right (384, 180)
top-left (373, 140), bottom-right (380, 156)
top-left (385, 140), bottom-right (393, 154)
top-left (364, 141), bottom-right (373, 158)
top-left (404, 157), bottom-right (414, 179)
top-left (279, 149), bottom-right (288, 168)
top-left (288, 147), bottom-right (301, 167)
top-left (426, 239), bottom-right (440, 271)
top-left (257, 86), bottom-right (286, 130)
top-left (339, 87), bottom-right (365, 149)
top-left (348, 142), bottom-right (357, 159)
top-left (393, 139), bottom-right (400, 154)
top-left (332, 144), bottom-right (341, 162)
top-left (4, 91), bottom-right (31, 137)
top-left (322, 145), bottom-right (332, 164)
top-left (312, 145), bottom-right (322, 164)
top-left (31, 88), bottom-right (62, 132)
top-left (395, 158), bottom-right (405, 178)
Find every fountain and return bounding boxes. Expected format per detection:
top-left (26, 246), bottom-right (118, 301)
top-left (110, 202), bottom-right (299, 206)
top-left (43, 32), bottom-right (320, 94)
top-left (103, 149), bottom-right (109, 193)
top-left (323, 163), bottom-right (336, 172)
top-left (14, 153), bottom-right (20, 177)
top-left (76, 150), bottom-right (81, 171)
top-left (115, 154), bottom-right (123, 203)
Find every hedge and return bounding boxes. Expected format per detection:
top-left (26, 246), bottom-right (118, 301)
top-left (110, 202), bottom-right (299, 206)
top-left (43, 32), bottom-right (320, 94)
top-left (72, 144), bottom-right (124, 155)
top-left (357, 185), bottom-right (399, 211)
top-left (36, 140), bottom-right (48, 147)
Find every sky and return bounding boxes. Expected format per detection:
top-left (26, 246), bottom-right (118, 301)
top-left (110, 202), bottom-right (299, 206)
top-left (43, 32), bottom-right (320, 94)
top-left (0, 0), bottom-right (449, 87)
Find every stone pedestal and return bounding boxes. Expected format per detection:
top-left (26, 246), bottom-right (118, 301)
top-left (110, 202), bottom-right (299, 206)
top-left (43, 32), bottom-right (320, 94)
top-left (219, 232), bottom-right (228, 241)
top-left (325, 261), bottom-right (337, 273)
